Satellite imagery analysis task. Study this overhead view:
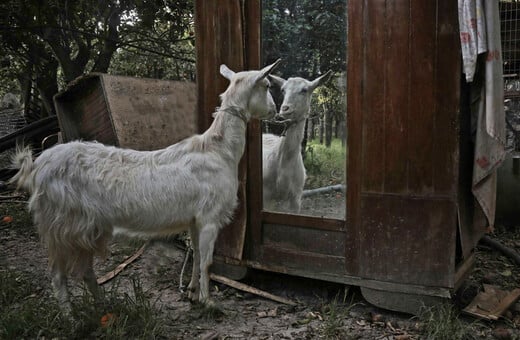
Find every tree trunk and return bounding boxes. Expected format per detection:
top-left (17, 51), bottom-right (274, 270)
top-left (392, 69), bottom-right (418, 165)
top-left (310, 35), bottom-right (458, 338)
top-left (309, 117), bottom-right (316, 140)
top-left (35, 57), bottom-right (59, 117)
top-left (319, 115), bottom-right (324, 144)
top-left (325, 108), bottom-right (333, 147)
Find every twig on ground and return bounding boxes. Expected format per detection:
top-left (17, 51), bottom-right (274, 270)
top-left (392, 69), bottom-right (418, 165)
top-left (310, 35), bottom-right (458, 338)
top-left (97, 243), bottom-right (147, 285)
top-left (209, 273), bottom-right (297, 306)
top-left (0, 195), bottom-right (24, 200)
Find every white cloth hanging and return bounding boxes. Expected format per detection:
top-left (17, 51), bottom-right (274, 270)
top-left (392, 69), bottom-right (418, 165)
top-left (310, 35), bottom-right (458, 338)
top-left (459, 0), bottom-right (506, 229)
top-left (458, 0), bottom-right (487, 82)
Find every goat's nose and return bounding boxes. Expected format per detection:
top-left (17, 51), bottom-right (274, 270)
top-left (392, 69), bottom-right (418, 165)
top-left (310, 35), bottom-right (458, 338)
top-left (281, 105), bottom-right (289, 112)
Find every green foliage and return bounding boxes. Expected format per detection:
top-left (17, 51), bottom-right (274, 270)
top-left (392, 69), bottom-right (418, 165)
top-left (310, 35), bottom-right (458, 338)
top-left (0, 270), bottom-right (73, 338)
top-left (0, 0), bottom-right (195, 117)
top-left (262, 0), bottom-right (347, 78)
top-left (304, 138), bottom-right (346, 189)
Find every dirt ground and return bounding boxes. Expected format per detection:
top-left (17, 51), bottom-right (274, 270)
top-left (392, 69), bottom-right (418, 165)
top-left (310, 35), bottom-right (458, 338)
top-left (1, 193), bottom-right (520, 339)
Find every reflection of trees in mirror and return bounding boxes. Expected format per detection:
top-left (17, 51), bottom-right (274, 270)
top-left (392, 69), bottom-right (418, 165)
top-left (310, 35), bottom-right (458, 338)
top-left (262, 0), bottom-right (347, 79)
top-left (262, 0), bottom-right (347, 218)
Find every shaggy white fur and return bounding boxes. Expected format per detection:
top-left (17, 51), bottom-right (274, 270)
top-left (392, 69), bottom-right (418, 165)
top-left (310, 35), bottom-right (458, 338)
top-left (263, 71), bottom-right (332, 213)
top-left (10, 59), bottom-right (280, 312)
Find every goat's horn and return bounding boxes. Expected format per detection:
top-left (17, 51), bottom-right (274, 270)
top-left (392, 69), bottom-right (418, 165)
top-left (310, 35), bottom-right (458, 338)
top-left (257, 59), bottom-right (282, 82)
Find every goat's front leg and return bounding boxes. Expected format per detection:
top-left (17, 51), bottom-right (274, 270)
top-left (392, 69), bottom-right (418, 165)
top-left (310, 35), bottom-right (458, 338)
top-left (51, 268), bottom-right (72, 315)
top-left (288, 196), bottom-right (301, 213)
top-left (198, 224), bottom-right (218, 306)
top-left (188, 225), bottom-right (200, 302)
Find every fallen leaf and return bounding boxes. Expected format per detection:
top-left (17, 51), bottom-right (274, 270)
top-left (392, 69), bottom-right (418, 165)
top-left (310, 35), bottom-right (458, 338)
top-left (100, 313), bottom-right (116, 328)
top-left (395, 335), bottom-right (411, 340)
top-left (370, 312), bottom-right (384, 323)
top-left (2, 216), bottom-right (13, 223)
top-left (500, 269), bottom-right (512, 277)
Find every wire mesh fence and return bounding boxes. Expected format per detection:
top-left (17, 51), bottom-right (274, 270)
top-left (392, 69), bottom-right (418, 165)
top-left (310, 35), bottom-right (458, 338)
top-left (501, 1), bottom-right (520, 151)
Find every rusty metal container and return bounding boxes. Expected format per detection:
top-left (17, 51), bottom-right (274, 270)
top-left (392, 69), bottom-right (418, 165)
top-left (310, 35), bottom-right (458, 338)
top-left (54, 73), bottom-right (197, 150)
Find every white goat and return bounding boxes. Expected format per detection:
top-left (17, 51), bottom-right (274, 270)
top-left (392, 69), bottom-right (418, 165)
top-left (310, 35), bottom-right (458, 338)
top-left (9, 60), bottom-right (280, 312)
top-left (262, 71), bottom-right (332, 213)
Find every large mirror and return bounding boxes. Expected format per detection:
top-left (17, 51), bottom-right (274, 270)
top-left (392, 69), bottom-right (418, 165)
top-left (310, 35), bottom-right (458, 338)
top-left (261, 0), bottom-right (347, 220)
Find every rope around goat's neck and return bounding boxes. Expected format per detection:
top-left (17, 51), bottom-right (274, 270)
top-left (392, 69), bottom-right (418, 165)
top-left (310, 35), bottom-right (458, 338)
top-left (267, 116), bottom-right (306, 136)
top-left (220, 106), bottom-right (248, 125)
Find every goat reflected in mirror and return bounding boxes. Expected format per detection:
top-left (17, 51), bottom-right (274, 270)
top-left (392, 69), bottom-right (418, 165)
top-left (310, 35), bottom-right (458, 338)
top-left (262, 70), bottom-right (332, 213)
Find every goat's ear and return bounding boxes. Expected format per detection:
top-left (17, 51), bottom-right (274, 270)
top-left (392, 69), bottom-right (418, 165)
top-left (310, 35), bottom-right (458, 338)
top-left (220, 64), bottom-right (235, 81)
top-left (268, 74), bottom-right (286, 88)
top-left (255, 58), bottom-right (282, 84)
top-left (310, 70), bottom-right (333, 91)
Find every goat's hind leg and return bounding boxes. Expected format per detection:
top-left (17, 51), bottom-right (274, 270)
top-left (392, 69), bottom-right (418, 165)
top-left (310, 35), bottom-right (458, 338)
top-left (51, 266), bottom-right (72, 315)
top-left (187, 225), bottom-right (200, 302)
top-left (80, 253), bottom-right (102, 304)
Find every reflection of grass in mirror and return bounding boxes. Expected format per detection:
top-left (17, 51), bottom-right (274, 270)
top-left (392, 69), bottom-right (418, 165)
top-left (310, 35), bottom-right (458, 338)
top-left (304, 138), bottom-right (346, 189)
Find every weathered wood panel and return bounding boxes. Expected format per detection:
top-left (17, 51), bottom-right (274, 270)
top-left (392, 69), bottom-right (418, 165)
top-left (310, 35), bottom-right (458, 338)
top-left (55, 74), bottom-right (197, 150)
top-left (260, 245), bottom-right (346, 275)
top-left (359, 194), bottom-right (457, 287)
top-left (363, 0), bottom-right (387, 192)
top-left (434, 1), bottom-right (461, 194)
top-left (408, 0), bottom-right (437, 194)
top-left (244, 0), bottom-right (264, 260)
top-left (195, 0), bottom-right (245, 132)
top-left (347, 0), bottom-right (461, 287)
top-left (345, 0), bottom-right (364, 275)
top-left (263, 223), bottom-right (345, 256)
top-left (195, 0), bottom-right (249, 260)
top-left (384, 0), bottom-right (410, 193)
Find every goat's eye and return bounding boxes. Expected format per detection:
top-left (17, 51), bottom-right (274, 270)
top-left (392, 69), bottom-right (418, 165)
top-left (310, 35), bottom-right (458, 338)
top-left (300, 88), bottom-right (308, 94)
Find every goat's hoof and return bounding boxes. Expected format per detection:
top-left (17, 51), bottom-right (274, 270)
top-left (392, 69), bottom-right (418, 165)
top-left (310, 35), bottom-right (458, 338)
top-left (197, 300), bottom-right (224, 319)
top-left (200, 297), bottom-right (215, 308)
top-left (188, 289), bottom-right (199, 303)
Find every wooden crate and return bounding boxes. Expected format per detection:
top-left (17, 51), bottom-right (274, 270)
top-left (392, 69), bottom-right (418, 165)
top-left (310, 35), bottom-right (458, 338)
top-left (54, 73), bottom-right (197, 150)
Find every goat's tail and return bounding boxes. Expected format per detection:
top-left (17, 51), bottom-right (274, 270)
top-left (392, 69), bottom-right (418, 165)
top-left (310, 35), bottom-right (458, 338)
top-left (8, 145), bottom-right (35, 192)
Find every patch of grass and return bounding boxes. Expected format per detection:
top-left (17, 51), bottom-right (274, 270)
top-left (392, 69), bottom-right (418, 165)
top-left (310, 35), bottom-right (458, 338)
top-left (418, 303), bottom-right (475, 340)
top-left (304, 138), bottom-right (346, 189)
top-left (319, 293), bottom-right (356, 339)
top-left (0, 269), bottom-right (163, 339)
top-left (74, 276), bottom-right (163, 339)
top-left (0, 269), bottom-right (35, 306)
top-left (0, 270), bottom-right (72, 339)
